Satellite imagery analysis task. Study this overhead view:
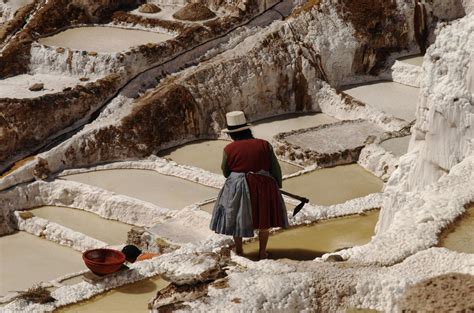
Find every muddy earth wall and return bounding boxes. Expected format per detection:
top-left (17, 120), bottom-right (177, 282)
top-left (0, 0), bottom-right (287, 171)
top-left (0, 74), bottom-right (124, 172)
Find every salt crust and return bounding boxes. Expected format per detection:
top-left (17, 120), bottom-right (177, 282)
top-left (389, 60), bottom-right (422, 87)
top-left (384, 14), bottom-right (474, 194)
top-left (357, 144), bottom-right (400, 182)
top-left (183, 247), bottom-right (473, 312)
top-left (378, 14), bottom-right (474, 236)
top-left (330, 155), bottom-right (474, 265)
top-left (15, 213), bottom-right (107, 252)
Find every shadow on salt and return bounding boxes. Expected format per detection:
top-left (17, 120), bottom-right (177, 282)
top-left (62, 169), bottom-right (218, 210)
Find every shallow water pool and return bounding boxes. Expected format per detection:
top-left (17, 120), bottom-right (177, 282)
top-left (282, 164), bottom-right (383, 206)
top-left (62, 169), bottom-right (219, 210)
top-left (38, 27), bottom-right (173, 53)
top-left (57, 276), bottom-right (169, 312)
top-left (244, 210), bottom-right (379, 260)
top-left (0, 232), bottom-right (85, 296)
top-left (343, 81), bottom-right (419, 122)
top-left (30, 206), bottom-right (133, 245)
top-left (439, 204), bottom-right (474, 254)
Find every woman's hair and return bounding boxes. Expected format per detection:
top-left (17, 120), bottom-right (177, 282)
top-left (229, 129), bottom-right (254, 141)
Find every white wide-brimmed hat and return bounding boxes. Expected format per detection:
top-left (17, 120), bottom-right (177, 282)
top-left (222, 111), bottom-right (251, 133)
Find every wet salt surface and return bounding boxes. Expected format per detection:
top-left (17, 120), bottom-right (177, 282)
top-left (283, 164), bottom-right (383, 206)
top-left (397, 55), bottom-right (424, 67)
top-left (343, 81), bottom-right (419, 122)
top-left (159, 140), bottom-right (302, 175)
top-left (30, 206), bottom-right (133, 245)
top-left (0, 74), bottom-right (94, 99)
top-left (380, 136), bottom-right (411, 157)
top-left (62, 169), bottom-right (218, 210)
top-left (251, 113), bottom-right (338, 142)
top-left (283, 120), bottom-right (384, 154)
top-left (244, 210), bottom-right (379, 260)
top-left (57, 276), bottom-right (169, 313)
top-left (439, 205), bottom-right (474, 254)
top-left (38, 27), bottom-right (173, 53)
top-left (0, 232), bottom-right (85, 296)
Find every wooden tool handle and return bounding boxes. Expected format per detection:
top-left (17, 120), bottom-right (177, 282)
top-left (280, 190), bottom-right (309, 203)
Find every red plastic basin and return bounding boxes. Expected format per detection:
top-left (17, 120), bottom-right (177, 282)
top-left (82, 248), bottom-right (126, 275)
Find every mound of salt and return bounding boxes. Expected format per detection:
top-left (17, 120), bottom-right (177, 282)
top-left (172, 3), bottom-right (216, 21)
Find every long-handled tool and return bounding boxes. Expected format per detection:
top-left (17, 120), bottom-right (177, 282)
top-left (280, 190), bottom-right (309, 217)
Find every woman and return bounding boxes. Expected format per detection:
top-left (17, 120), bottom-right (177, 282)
top-left (210, 111), bottom-right (289, 259)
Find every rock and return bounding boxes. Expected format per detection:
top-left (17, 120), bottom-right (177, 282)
top-left (160, 252), bottom-right (226, 285)
top-left (172, 3), bottom-right (216, 21)
top-left (18, 211), bottom-right (35, 220)
top-left (79, 77), bottom-right (89, 82)
top-left (149, 282), bottom-right (208, 312)
top-left (56, 47), bottom-right (65, 53)
top-left (126, 226), bottom-right (146, 247)
top-left (398, 273), bottom-right (474, 312)
top-left (32, 157), bottom-right (50, 180)
top-left (29, 83), bottom-right (44, 91)
top-left (87, 51), bottom-right (98, 57)
top-left (138, 3), bottom-right (161, 14)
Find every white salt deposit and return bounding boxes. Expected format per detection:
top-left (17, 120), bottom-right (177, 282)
top-left (38, 27), bottom-right (173, 53)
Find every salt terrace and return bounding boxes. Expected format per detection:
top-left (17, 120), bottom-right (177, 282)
top-left (0, 0), bottom-right (472, 312)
